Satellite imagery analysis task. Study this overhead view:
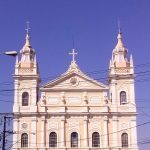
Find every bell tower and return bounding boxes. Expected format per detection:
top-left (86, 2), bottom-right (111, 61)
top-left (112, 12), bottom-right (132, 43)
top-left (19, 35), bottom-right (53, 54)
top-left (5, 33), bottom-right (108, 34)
top-left (13, 28), bottom-right (40, 113)
top-left (108, 30), bottom-right (138, 149)
top-left (109, 30), bottom-right (135, 110)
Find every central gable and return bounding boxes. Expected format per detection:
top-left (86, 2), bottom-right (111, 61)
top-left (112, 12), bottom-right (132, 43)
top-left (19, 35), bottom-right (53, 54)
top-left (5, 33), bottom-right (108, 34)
top-left (40, 72), bottom-right (108, 91)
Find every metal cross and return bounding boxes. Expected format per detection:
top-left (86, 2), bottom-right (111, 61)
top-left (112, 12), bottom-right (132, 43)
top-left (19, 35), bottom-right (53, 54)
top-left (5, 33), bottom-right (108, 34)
top-left (69, 49), bottom-right (77, 62)
top-left (25, 21), bottom-right (30, 34)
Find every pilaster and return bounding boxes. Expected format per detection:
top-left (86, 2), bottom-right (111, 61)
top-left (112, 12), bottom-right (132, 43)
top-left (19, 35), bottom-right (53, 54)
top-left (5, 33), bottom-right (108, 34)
top-left (40, 116), bottom-right (46, 148)
top-left (112, 116), bottom-right (118, 147)
top-left (30, 116), bottom-right (37, 148)
top-left (83, 116), bottom-right (88, 147)
top-left (60, 116), bottom-right (65, 148)
top-left (13, 80), bottom-right (19, 112)
top-left (12, 118), bottom-right (19, 149)
top-left (131, 118), bottom-right (138, 149)
top-left (103, 116), bottom-right (109, 148)
top-left (110, 80), bottom-right (118, 112)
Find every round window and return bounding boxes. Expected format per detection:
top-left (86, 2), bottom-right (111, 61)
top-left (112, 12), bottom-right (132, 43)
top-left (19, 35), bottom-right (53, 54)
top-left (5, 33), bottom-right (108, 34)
top-left (70, 77), bottom-right (78, 85)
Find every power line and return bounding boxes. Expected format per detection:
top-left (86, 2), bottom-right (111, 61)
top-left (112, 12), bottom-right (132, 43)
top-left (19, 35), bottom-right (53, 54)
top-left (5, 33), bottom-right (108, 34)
top-left (6, 120), bottom-right (150, 149)
top-left (1, 61), bottom-right (150, 87)
top-left (0, 75), bottom-right (150, 96)
top-left (0, 68), bottom-right (150, 96)
top-left (1, 116), bottom-right (14, 150)
top-left (0, 97), bottom-right (150, 109)
top-left (2, 62), bottom-right (150, 149)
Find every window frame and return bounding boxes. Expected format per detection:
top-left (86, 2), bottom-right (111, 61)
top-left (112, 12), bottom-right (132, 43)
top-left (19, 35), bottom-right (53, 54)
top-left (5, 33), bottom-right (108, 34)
top-left (71, 132), bottom-right (78, 148)
top-left (121, 133), bottom-right (128, 148)
top-left (92, 132), bottom-right (100, 147)
top-left (49, 132), bottom-right (57, 147)
top-left (21, 133), bottom-right (28, 148)
top-left (22, 92), bottom-right (29, 106)
top-left (120, 91), bottom-right (127, 105)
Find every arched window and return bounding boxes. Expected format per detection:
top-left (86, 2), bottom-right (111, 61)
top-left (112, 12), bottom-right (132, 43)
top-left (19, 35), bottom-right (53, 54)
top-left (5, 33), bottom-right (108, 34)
top-left (21, 133), bottom-right (28, 147)
top-left (92, 132), bottom-right (100, 147)
top-left (120, 91), bottom-right (127, 105)
top-left (122, 133), bottom-right (128, 147)
top-left (22, 92), bottom-right (29, 106)
top-left (71, 132), bottom-right (78, 147)
top-left (49, 132), bottom-right (57, 147)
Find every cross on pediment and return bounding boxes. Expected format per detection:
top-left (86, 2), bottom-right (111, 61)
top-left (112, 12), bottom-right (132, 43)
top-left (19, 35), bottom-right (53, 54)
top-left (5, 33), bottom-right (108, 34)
top-left (69, 49), bottom-right (77, 62)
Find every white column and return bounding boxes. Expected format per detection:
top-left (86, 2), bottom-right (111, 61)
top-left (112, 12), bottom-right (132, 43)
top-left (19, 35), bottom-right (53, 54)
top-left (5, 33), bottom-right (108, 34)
top-left (129, 80), bottom-right (135, 104)
top-left (112, 116), bottom-right (118, 147)
top-left (31, 81), bottom-right (36, 105)
top-left (13, 118), bottom-right (19, 149)
top-left (110, 80), bottom-right (116, 104)
top-left (103, 116), bottom-right (108, 148)
top-left (131, 118), bottom-right (138, 148)
top-left (60, 116), bottom-right (65, 147)
top-left (13, 80), bottom-right (19, 112)
top-left (30, 81), bottom-right (38, 112)
top-left (83, 116), bottom-right (88, 147)
top-left (40, 116), bottom-right (45, 148)
top-left (31, 117), bottom-right (37, 148)
top-left (110, 80), bottom-right (118, 112)
top-left (83, 92), bottom-right (88, 112)
top-left (60, 92), bottom-right (65, 104)
top-left (129, 81), bottom-right (137, 111)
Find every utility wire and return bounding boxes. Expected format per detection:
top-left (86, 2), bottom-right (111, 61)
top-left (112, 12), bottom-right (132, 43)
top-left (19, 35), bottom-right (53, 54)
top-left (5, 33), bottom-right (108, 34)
top-left (6, 120), bottom-right (150, 149)
top-left (1, 62), bottom-right (150, 149)
top-left (1, 61), bottom-right (150, 87)
top-left (0, 74), bottom-right (150, 95)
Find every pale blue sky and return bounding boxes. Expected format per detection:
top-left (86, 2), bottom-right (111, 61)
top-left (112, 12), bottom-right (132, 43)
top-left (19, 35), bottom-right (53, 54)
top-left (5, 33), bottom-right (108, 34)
top-left (0, 0), bottom-right (150, 149)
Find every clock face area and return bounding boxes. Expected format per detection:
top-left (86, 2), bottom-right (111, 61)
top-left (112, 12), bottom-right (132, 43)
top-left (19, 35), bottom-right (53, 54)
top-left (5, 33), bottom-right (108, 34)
top-left (22, 123), bottom-right (28, 129)
top-left (70, 77), bottom-right (78, 86)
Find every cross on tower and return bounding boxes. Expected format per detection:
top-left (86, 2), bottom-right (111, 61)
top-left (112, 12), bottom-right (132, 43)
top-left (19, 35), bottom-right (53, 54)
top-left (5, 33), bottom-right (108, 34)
top-left (118, 20), bottom-right (121, 33)
top-left (69, 49), bottom-right (77, 62)
top-left (25, 21), bottom-right (30, 34)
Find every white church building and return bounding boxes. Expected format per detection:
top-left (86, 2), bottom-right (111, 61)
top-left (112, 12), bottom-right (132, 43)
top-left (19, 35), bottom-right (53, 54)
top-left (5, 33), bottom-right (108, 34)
top-left (12, 29), bottom-right (138, 150)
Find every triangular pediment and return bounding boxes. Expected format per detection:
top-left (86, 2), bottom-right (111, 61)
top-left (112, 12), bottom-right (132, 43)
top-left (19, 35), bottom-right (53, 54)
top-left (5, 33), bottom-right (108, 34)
top-left (40, 71), bottom-right (108, 91)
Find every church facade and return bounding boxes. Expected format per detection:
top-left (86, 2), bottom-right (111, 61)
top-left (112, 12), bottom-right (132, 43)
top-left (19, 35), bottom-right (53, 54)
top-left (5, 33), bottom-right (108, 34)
top-left (12, 30), bottom-right (138, 150)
